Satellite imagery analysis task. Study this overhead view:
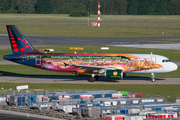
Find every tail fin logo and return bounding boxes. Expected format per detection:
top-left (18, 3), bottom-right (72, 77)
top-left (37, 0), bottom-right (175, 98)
top-left (8, 27), bottom-right (29, 53)
top-left (7, 25), bottom-right (38, 54)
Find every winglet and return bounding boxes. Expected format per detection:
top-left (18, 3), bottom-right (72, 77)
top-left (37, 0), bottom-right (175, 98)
top-left (63, 62), bottom-right (69, 67)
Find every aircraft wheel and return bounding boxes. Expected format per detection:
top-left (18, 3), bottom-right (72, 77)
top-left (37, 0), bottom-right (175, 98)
top-left (94, 76), bottom-right (99, 81)
top-left (151, 78), bottom-right (156, 82)
top-left (89, 77), bottom-right (96, 82)
top-left (76, 72), bottom-right (79, 76)
top-left (123, 73), bottom-right (126, 77)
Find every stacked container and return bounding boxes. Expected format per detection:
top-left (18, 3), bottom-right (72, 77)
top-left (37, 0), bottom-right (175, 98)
top-left (106, 114), bottom-right (125, 120)
top-left (82, 106), bottom-right (100, 118)
top-left (0, 96), bottom-right (7, 105)
top-left (9, 95), bottom-right (26, 106)
top-left (27, 95), bottom-right (36, 106)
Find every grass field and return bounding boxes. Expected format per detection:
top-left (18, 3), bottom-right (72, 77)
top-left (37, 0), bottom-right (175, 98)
top-left (0, 14), bottom-right (180, 36)
top-left (0, 83), bottom-right (179, 102)
top-left (0, 14), bottom-right (180, 22)
top-left (0, 22), bottom-right (180, 36)
top-left (159, 38), bottom-right (180, 42)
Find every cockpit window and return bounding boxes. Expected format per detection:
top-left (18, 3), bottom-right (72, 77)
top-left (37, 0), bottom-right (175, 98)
top-left (162, 59), bottom-right (171, 62)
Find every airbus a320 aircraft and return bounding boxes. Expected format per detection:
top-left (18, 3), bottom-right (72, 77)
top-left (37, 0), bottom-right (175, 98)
top-left (3, 25), bottom-right (178, 82)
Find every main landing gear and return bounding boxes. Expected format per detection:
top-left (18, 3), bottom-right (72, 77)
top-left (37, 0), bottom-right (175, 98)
top-left (151, 73), bottom-right (156, 82)
top-left (89, 75), bottom-right (99, 82)
top-left (89, 72), bottom-right (99, 82)
top-left (123, 73), bottom-right (127, 77)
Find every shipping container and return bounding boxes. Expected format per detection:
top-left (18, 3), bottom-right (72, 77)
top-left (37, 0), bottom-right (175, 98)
top-left (128, 93), bottom-right (143, 98)
top-left (59, 95), bottom-right (70, 99)
top-left (138, 110), bottom-right (156, 116)
top-left (0, 97), bottom-right (7, 105)
top-left (93, 94), bottom-right (103, 98)
top-left (56, 104), bottom-right (77, 113)
top-left (80, 94), bottom-right (92, 99)
top-left (36, 95), bottom-right (43, 102)
top-left (27, 95), bottom-right (36, 106)
top-left (42, 96), bottom-right (49, 102)
top-left (32, 102), bottom-right (51, 111)
top-left (82, 106), bottom-right (100, 118)
top-left (71, 95), bottom-right (80, 99)
top-left (106, 114), bottom-right (125, 120)
top-left (124, 115), bottom-right (143, 120)
top-left (49, 96), bottom-right (59, 102)
top-left (104, 93), bottom-right (112, 98)
top-left (147, 112), bottom-right (177, 119)
top-left (141, 98), bottom-right (155, 103)
top-left (148, 113), bottom-right (165, 118)
top-left (119, 91), bottom-right (128, 96)
top-left (112, 93), bottom-right (122, 98)
top-left (72, 107), bottom-right (82, 116)
top-left (9, 95), bottom-right (26, 106)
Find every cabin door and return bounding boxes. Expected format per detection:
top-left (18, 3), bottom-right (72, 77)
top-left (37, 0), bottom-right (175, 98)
top-left (35, 55), bottom-right (41, 65)
top-left (151, 56), bottom-right (156, 67)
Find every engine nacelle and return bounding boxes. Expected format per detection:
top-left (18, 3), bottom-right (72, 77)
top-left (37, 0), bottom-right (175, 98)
top-left (106, 70), bottom-right (123, 80)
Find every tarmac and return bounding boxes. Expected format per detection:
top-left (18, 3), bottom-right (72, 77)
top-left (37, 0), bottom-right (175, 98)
top-left (0, 75), bottom-right (179, 84)
top-left (1, 34), bottom-right (180, 50)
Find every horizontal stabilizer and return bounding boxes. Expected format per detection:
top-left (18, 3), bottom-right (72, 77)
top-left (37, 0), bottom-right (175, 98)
top-left (5, 56), bottom-right (24, 60)
top-left (3, 55), bottom-right (24, 60)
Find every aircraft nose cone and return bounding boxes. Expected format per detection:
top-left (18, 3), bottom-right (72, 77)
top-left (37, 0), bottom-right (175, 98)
top-left (168, 62), bottom-right (178, 72)
top-left (174, 63), bottom-right (178, 70)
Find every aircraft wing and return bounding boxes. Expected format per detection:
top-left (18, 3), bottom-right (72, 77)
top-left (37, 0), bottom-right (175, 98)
top-left (64, 62), bottom-right (116, 71)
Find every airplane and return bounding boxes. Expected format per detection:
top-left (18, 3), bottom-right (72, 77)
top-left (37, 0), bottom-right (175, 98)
top-left (3, 25), bottom-right (178, 82)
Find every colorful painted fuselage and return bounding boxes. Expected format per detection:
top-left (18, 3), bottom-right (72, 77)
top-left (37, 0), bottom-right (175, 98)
top-left (11, 52), bottom-right (174, 74)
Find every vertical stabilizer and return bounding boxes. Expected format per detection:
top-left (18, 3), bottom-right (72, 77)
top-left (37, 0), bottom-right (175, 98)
top-left (6, 25), bottom-right (39, 54)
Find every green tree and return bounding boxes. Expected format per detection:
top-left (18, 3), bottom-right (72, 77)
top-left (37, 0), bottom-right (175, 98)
top-left (69, 10), bottom-right (87, 17)
top-left (137, 0), bottom-right (151, 15)
top-left (116, 0), bottom-right (128, 15)
top-left (169, 0), bottom-right (180, 15)
top-left (17, 0), bottom-right (37, 13)
top-left (100, 0), bottom-right (106, 14)
top-left (35, 0), bottom-right (52, 14)
top-left (154, 0), bottom-right (169, 15)
top-left (128, 0), bottom-right (138, 15)
top-left (50, 0), bottom-right (66, 13)
top-left (148, 0), bottom-right (157, 15)
top-left (0, 0), bottom-right (11, 12)
top-left (11, 0), bottom-right (17, 9)
top-left (58, 3), bottom-right (86, 14)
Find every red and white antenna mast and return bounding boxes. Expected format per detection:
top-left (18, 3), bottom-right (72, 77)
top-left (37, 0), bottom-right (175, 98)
top-left (98, 1), bottom-right (101, 27)
top-left (88, 8), bottom-right (89, 26)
